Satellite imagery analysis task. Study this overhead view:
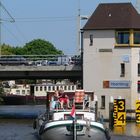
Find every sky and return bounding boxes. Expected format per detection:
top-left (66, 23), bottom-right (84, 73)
top-left (1, 0), bottom-right (136, 55)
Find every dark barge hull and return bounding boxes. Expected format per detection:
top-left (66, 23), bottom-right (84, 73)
top-left (1, 95), bottom-right (47, 105)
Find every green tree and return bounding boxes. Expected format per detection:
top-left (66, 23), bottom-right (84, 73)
top-left (1, 44), bottom-right (15, 55)
top-left (22, 39), bottom-right (63, 55)
top-left (13, 46), bottom-right (25, 55)
top-left (1, 39), bottom-right (63, 55)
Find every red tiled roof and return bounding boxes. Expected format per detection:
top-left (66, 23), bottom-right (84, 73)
top-left (83, 3), bottom-right (140, 30)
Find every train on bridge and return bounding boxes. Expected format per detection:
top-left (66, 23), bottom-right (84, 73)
top-left (0, 55), bottom-right (81, 66)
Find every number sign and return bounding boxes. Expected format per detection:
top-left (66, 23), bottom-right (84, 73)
top-left (113, 99), bottom-right (126, 126)
top-left (136, 100), bottom-right (140, 123)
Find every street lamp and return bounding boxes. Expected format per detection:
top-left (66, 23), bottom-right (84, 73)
top-left (76, 0), bottom-right (89, 55)
top-left (77, 15), bottom-right (89, 55)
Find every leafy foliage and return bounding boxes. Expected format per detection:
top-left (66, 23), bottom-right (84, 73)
top-left (23, 39), bottom-right (63, 55)
top-left (1, 39), bottom-right (63, 55)
top-left (1, 44), bottom-right (15, 55)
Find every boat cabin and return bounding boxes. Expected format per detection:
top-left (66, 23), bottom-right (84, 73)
top-left (48, 90), bottom-right (95, 111)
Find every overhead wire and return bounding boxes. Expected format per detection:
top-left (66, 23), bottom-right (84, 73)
top-left (6, 16), bottom-right (77, 22)
top-left (2, 15), bottom-right (77, 46)
top-left (0, 1), bottom-right (15, 22)
top-left (1, 0), bottom-right (77, 46)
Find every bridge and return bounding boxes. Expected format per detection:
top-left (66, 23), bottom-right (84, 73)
top-left (0, 55), bottom-right (82, 80)
top-left (0, 65), bottom-right (82, 80)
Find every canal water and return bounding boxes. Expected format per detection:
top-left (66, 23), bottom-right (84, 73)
top-left (0, 105), bottom-right (140, 140)
top-left (111, 122), bottom-right (140, 137)
top-left (0, 105), bottom-right (45, 140)
top-left (0, 119), bottom-right (37, 140)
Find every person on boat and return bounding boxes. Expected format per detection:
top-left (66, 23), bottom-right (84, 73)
top-left (58, 89), bottom-right (71, 109)
top-left (51, 90), bottom-right (59, 109)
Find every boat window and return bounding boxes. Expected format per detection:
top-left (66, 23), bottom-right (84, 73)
top-left (64, 114), bottom-right (84, 120)
top-left (76, 114), bottom-right (84, 119)
top-left (64, 114), bottom-right (72, 120)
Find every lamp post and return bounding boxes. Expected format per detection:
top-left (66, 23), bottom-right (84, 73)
top-left (78, 15), bottom-right (88, 88)
top-left (79, 15), bottom-right (88, 88)
top-left (77, 0), bottom-right (89, 55)
top-left (77, 15), bottom-right (89, 55)
top-left (77, 0), bottom-right (89, 88)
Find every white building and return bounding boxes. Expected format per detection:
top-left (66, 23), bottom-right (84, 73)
top-left (82, 3), bottom-right (140, 118)
top-left (4, 84), bottom-right (77, 97)
top-left (5, 84), bottom-right (30, 96)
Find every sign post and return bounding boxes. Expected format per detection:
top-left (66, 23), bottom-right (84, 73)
top-left (113, 99), bottom-right (126, 126)
top-left (136, 100), bottom-right (140, 123)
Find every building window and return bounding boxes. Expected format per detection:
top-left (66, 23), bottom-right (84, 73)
top-left (134, 32), bottom-right (140, 44)
top-left (48, 86), bottom-right (51, 91)
top-left (27, 90), bottom-right (30, 94)
top-left (101, 95), bottom-right (105, 109)
top-left (138, 63), bottom-right (140, 76)
top-left (120, 63), bottom-right (125, 77)
top-left (89, 34), bottom-right (93, 46)
top-left (22, 90), bottom-right (25, 94)
top-left (64, 86), bottom-right (67, 90)
top-left (53, 86), bottom-right (55, 91)
top-left (72, 85), bottom-right (74, 90)
top-left (40, 86), bottom-right (42, 91)
top-left (16, 90), bottom-right (20, 95)
top-left (116, 32), bottom-right (129, 44)
top-left (44, 86), bottom-right (47, 91)
top-left (35, 86), bottom-right (38, 91)
top-left (138, 81), bottom-right (140, 93)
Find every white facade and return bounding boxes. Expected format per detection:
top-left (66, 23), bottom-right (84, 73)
top-left (4, 84), bottom-right (77, 97)
top-left (5, 84), bottom-right (30, 96)
top-left (83, 30), bottom-right (140, 118)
